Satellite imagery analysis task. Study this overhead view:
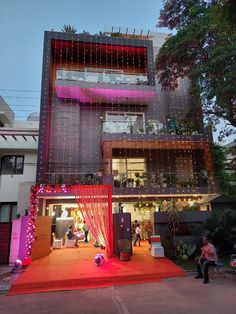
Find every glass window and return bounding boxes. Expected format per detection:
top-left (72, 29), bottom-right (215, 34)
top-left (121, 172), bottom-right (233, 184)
top-left (112, 158), bottom-right (146, 187)
top-left (0, 204), bottom-right (17, 222)
top-left (105, 112), bottom-right (144, 134)
top-left (1, 155), bottom-right (24, 175)
top-left (0, 204), bottom-right (10, 222)
top-left (176, 157), bottom-right (193, 182)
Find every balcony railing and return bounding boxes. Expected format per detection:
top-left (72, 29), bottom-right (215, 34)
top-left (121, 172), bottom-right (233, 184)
top-left (102, 120), bottom-right (203, 135)
top-left (45, 172), bottom-right (102, 185)
top-left (113, 172), bottom-right (209, 188)
top-left (44, 171), bottom-right (210, 189)
top-left (56, 69), bottom-right (149, 86)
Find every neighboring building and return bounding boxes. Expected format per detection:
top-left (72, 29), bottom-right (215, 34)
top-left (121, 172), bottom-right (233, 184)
top-left (36, 30), bottom-right (218, 223)
top-left (0, 96), bottom-right (39, 222)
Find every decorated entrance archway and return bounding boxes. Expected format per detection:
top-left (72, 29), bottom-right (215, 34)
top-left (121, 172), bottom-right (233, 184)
top-left (26, 184), bottom-right (113, 260)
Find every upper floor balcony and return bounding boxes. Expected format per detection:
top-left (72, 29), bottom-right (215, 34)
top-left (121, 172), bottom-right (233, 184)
top-left (101, 119), bottom-right (211, 143)
top-left (42, 170), bottom-right (217, 196)
top-left (56, 69), bottom-right (149, 86)
top-left (55, 68), bottom-right (155, 105)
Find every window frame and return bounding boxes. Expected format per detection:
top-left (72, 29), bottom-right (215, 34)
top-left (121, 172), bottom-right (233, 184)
top-left (1, 155), bottom-right (24, 175)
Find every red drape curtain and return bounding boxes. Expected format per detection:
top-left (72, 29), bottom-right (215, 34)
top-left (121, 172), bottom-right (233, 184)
top-left (71, 185), bottom-right (113, 257)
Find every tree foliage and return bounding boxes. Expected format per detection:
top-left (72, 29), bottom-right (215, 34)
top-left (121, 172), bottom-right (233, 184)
top-left (204, 208), bottom-right (236, 254)
top-left (61, 25), bottom-right (77, 33)
top-left (156, 0), bottom-right (236, 140)
top-left (212, 143), bottom-right (236, 198)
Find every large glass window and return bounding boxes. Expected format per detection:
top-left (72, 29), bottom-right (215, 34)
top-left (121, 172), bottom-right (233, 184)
top-left (176, 157), bottom-right (193, 182)
top-left (112, 158), bottom-right (146, 187)
top-left (104, 112), bottom-right (145, 134)
top-left (1, 155), bottom-right (24, 174)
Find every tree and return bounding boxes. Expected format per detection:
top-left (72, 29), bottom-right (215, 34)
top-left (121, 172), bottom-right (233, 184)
top-left (61, 24), bottom-right (77, 33)
top-left (166, 199), bottom-right (180, 238)
top-left (156, 0), bottom-right (236, 140)
top-left (212, 143), bottom-right (236, 197)
top-left (203, 209), bottom-right (236, 254)
top-left (79, 30), bottom-right (90, 35)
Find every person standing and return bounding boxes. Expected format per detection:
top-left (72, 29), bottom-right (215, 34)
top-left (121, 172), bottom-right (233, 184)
top-left (195, 236), bottom-right (217, 284)
top-left (132, 220), bottom-right (138, 241)
top-left (83, 220), bottom-right (90, 243)
top-left (133, 223), bottom-right (141, 246)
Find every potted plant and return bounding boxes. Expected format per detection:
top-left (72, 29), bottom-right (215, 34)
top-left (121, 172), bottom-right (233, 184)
top-left (146, 122), bottom-right (156, 134)
top-left (127, 178), bottom-right (134, 187)
top-left (135, 178), bottom-right (141, 187)
top-left (114, 178), bottom-right (121, 187)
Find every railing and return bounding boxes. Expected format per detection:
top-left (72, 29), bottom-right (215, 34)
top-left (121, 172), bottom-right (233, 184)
top-left (45, 172), bottom-right (102, 185)
top-left (56, 69), bottom-right (149, 86)
top-left (102, 120), bottom-right (203, 135)
top-left (44, 171), bottom-right (209, 189)
top-left (113, 171), bottom-right (209, 188)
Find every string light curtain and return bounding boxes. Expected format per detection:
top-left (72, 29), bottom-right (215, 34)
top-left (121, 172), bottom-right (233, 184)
top-left (72, 184), bottom-right (113, 257)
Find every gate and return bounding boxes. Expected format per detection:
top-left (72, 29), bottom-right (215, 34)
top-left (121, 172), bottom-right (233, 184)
top-left (0, 222), bottom-right (12, 264)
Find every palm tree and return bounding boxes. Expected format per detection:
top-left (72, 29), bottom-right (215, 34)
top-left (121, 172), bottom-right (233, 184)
top-left (61, 24), bottom-right (77, 33)
top-left (166, 199), bottom-right (180, 239)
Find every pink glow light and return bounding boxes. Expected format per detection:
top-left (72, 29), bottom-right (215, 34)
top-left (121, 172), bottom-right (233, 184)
top-left (55, 85), bottom-right (154, 104)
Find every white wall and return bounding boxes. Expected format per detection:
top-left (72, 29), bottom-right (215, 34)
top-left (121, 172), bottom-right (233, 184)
top-left (0, 152), bottom-right (37, 203)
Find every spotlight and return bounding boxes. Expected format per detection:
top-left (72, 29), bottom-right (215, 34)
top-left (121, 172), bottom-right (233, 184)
top-left (94, 253), bottom-right (104, 266)
top-left (11, 259), bottom-right (22, 273)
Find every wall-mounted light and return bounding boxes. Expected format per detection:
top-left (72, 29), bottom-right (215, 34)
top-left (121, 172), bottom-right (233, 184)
top-left (99, 112), bottom-right (104, 121)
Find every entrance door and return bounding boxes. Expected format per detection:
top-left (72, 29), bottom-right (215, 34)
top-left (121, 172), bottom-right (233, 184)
top-left (32, 216), bottom-right (52, 260)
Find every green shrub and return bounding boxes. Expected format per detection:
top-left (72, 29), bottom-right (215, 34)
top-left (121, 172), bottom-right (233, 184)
top-left (203, 209), bottom-right (236, 254)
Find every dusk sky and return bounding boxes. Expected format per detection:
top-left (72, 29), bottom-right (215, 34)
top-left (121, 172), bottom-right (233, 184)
top-left (0, 0), bottom-right (234, 143)
top-left (0, 0), bottom-right (166, 118)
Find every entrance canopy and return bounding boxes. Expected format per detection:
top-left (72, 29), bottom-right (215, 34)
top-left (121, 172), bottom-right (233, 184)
top-left (27, 184), bottom-right (113, 260)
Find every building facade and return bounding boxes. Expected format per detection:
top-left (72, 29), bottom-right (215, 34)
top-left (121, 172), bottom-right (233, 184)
top-left (36, 30), bottom-right (218, 222)
top-left (0, 96), bottom-right (39, 222)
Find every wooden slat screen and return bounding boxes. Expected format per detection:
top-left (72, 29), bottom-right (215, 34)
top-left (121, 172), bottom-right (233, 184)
top-left (32, 216), bottom-right (52, 260)
top-left (0, 222), bottom-right (12, 264)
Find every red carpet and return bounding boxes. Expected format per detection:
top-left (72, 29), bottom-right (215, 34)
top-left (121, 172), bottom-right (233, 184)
top-left (8, 241), bottom-right (185, 295)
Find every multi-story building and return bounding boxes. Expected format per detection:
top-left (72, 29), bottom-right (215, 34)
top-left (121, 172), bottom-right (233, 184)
top-left (36, 30), bottom-right (218, 223)
top-left (0, 96), bottom-right (39, 222)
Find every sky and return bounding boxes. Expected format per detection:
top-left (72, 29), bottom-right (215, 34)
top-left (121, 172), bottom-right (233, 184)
top-left (0, 0), bottom-right (166, 118)
top-left (0, 0), bottom-right (234, 144)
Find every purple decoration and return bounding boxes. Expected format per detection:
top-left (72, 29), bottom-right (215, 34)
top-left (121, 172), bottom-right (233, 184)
top-left (55, 85), bottom-right (154, 104)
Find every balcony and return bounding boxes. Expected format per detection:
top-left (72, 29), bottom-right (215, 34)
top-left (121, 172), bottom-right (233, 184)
top-left (56, 69), bottom-right (149, 86)
top-left (55, 69), bottom-right (155, 104)
top-left (111, 171), bottom-right (208, 188)
top-left (45, 172), bottom-right (102, 185)
top-left (101, 120), bottom-right (210, 143)
top-left (43, 170), bottom-right (217, 196)
top-left (109, 171), bottom-right (216, 196)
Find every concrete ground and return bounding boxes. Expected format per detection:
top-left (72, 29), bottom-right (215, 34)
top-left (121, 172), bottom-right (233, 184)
top-left (0, 273), bottom-right (235, 314)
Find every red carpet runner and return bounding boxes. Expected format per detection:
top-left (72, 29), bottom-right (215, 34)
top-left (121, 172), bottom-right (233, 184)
top-left (8, 242), bottom-right (185, 295)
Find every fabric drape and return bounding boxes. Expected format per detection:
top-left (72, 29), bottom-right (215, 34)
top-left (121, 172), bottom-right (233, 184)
top-left (71, 185), bottom-right (113, 257)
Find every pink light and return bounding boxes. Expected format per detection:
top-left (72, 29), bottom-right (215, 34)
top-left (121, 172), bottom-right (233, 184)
top-left (55, 85), bottom-right (154, 104)
top-left (15, 259), bottom-right (22, 266)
